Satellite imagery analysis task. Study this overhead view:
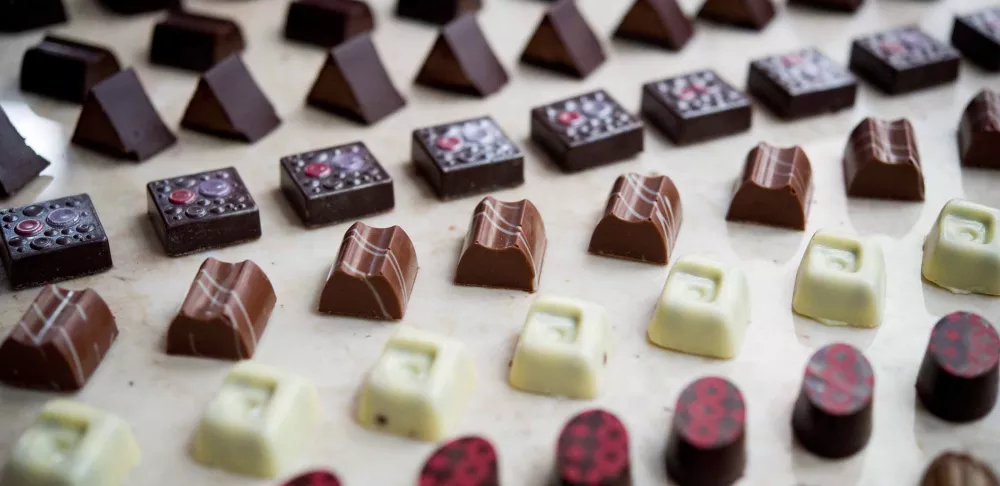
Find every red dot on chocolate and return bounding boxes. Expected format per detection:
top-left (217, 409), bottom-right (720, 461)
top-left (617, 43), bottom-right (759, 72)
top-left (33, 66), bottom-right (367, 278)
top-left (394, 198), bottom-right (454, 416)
top-left (557, 110), bottom-right (582, 126)
top-left (917, 312), bottom-right (1000, 423)
top-left (304, 162), bottom-right (332, 179)
top-left (666, 377), bottom-right (746, 486)
top-left (13, 219), bottom-right (43, 237)
top-left (435, 136), bottom-right (462, 151)
top-left (280, 469), bottom-right (342, 486)
top-left (419, 436), bottom-right (498, 486)
top-left (168, 189), bottom-right (197, 205)
top-left (557, 409), bottom-right (630, 486)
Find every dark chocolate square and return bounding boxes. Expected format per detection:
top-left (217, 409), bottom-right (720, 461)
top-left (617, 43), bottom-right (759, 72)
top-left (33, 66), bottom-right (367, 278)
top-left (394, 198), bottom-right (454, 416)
top-left (748, 48), bottom-right (857, 119)
top-left (531, 89), bottom-right (644, 172)
top-left (146, 167), bottom-right (260, 256)
top-left (850, 26), bottom-right (961, 94)
top-left (641, 69), bottom-right (752, 145)
top-left (952, 8), bottom-right (1000, 71)
top-left (412, 116), bottom-right (524, 200)
top-left (0, 194), bottom-right (112, 290)
top-left (280, 142), bottom-right (394, 227)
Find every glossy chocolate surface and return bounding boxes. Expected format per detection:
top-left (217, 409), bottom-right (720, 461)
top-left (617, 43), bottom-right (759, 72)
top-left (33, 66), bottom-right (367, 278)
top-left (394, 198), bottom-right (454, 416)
top-left (146, 167), bottom-right (261, 256)
top-left (420, 436), bottom-right (499, 486)
top-left (285, 0), bottom-right (373, 48)
top-left (96, 0), bottom-right (179, 14)
top-left (959, 89), bottom-right (1000, 169)
top-left (21, 36), bottom-right (121, 103)
top-left (0, 0), bottom-right (67, 32)
top-left (455, 197), bottom-right (546, 292)
top-left (589, 173), bottom-right (682, 265)
top-left (747, 48), bottom-right (857, 119)
top-left (726, 143), bottom-right (813, 230)
top-left (319, 222), bottom-right (418, 320)
top-left (641, 70), bottom-right (751, 145)
top-left (167, 258), bottom-right (276, 360)
top-left (396, 0), bottom-right (481, 25)
top-left (415, 14), bottom-right (508, 97)
top-left (282, 470), bottom-right (343, 486)
top-left (788, 0), bottom-right (863, 12)
top-left (666, 377), bottom-right (746, 486)
top-left (558, 410), bottom-right (631, 486)
top-left (952, 7), bottom-right (1000, 71)
top-left (843, 117), bottom-right (924, 200)
top-left (614, 0), bottom-right (693, 51)
top-left (181, 55), bottom-right (281, 143)
top-left (308, 34), bottom-right (406, 124)
top-left (150, 10), bottom-right (245, 72)
top-left (412, 116), bottom-right (523, 199)
top-left (280, 142), bottom-right (394, 227)
top-left (532, 90), bottom-right (644, 172)
top-left (697, 0), bottom-right (775, 31)
top-left (0, 107), bottom-right (50, 198)
top-left (849, 26), bottom-right (961, 95)
top-left (921, 452), bottom-right (1000, 486)
top-left (0, 286), bottom-right (117, 391)
top-left (521, 0), bottom-right (606, 79)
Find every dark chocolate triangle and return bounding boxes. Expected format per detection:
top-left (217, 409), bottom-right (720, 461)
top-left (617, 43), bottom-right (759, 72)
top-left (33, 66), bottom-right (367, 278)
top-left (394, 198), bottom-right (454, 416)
top-left (0, 0), bottom-right (67, 33)
top-left (415, 14), bottom-right (508, 97)
top-left (181, 55), bottom-right (281, 143)
top-left (788, 0), bottom-right (863, 12)
top-left (96, 0), bottom-right (180, 15)
top-left (521, 0), bottom-right (606, 78)
top-left (308, 34), bottom-right (406, 125)
top-left (0, 108), bottom-right (50, 198)
top-left (697, 0), bottom-right (776, 30)
top-left (71, 69), bottom-right (177, 162)
top-left (614, 0), bottom-right (694, 51)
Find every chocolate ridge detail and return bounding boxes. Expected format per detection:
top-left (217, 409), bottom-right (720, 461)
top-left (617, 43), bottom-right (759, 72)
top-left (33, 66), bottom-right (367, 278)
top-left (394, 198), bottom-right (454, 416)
top-left (589, 173), bottom-right (683, 264)
top-left (0, 107), bottom-right (50, 198)
top-left (726, 143), bottom-right (813, 230)
top-left (520, 0), bottom-right (606, 79)
top-left (415, 14), bottom-right (509, 98)
top-left (959, 89), bottom-right (1000, 168)
top-left (697, 0), bottom-right (776, 31)
top-left (308, 34), bottom-right (406, 124)
top-left (843, 117), bottom-right (924, 200)
top-left (181, 55), bottom-right (281, 143)
top-left (920, 452), bottom-right (1000, 486)
top-left (557, 409), bottom-right (631, 486)
top-left (319, 222), bottom-right (419, 320)
top-left (420, 436), bottom-right (499, 486)
top-left (613, 0), bottom-right (693, 51)
top-left (455, 197), bottom-right (547, 292)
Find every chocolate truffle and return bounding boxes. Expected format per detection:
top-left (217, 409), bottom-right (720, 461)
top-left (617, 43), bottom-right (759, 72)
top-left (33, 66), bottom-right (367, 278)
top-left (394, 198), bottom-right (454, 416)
top-left (613, 0), bottom-right (693, 51)
top-left (531, 89), bottom-right (644, 172)
top-left (747, 48), bottom-right (857, 119)
top-left (150, 10), bottom-right (245, 73)
top-left (96, 0), bottom-right (179, 14)
top-left (849, 26), bottom-right (961, 95)
top-left (319, 223), bottom-right (418, 320)
top-left (0, 286), bottom-right (117, 391)
top-left (280, 142), bottom-right (393, 227)
top-left (792, 343), bottom-right (874, 458)
top-left (521, 0), bottom-right (605, 79)
top-left (0, 194), bottom-right (112, 290)
top-left (412, 116), bottom-right (523, 199)
top-left (589, 173), bottom-right (682, 264)
top-left (0, 107), bottom-right (50, 198)
top-left (307, 34), bottom-right (406, 124)
top-left (952, 7), bottom-right (1000, 72)
top-left (181, 55), bottom-right (280, 143)
top-left (916, 312), bottom-right (1000, 423)
top-left (921, 452), bottom-right (999, 486)
top-left (396, 0), bottom-right (481, 25)
top-left (641, 70), bottom-right (752, 145)
top-left (281, 470), bottom-right (342, 486)
top-left (557, 410), bottom-right (631, 486)
top-left (726, 143), bottom-right (813, 230)
top-left (420, 436), bottom-right (499, 486)
top-left (788, 0), bottom-right (863, 12)
top-left (455, 197), bottom-right (547, 292)
top-left (959, 89), bottom-right (1000, 169)
top-left (843, 117), bottom-right (924, 200)
top-left (166, 258), bottom-right (277, 360)
top-left (285, 0), bottom-right (374, 48)
top-left (0, 0), bottom-right (66, 32)
top-left (415, 14), bottom-right (508, 97)
top-left (665, 377), bottom-right (746, 486)
top-left (21, 36), bottom-right (121, 104)
top-left (71, 69), bottom-right (177, 162)
top-left (697, 0), bottom-right (775, 31)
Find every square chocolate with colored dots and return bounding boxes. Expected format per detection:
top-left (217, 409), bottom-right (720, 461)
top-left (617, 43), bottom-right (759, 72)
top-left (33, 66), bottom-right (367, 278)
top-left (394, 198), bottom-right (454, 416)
top-left (849, 26), bottom-right (960, 94)
top-left (280, 142), bottom-right (393, 227)
top-left (146, 167), bottom-right (260, 257)
top-left (747, 48), bottom-right (857, 119)
top-left (641, 69), bottom-right (751, 145)
top-left (952, 7), bottom-right (1000, 71)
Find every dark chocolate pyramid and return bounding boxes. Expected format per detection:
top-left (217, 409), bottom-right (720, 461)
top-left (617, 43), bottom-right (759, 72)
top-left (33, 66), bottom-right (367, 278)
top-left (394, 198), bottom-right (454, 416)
top-left (0, 0), bottom-right (67, 33)
top-left (0, 108), bottom-right (50, 198)
top-left (415, 14), bottom-right (509, 97)
top-left (307, 34), bottom-right (406, 124)
top-left (396, 0), bottom-right (481, 25)
top-left (181, 55), bottom-right (281, 143)
top-left (788, 0), bottom-right (863, 12)
top-left (614, 0), bottom-right (694, 51)
top-left (520, 0), bottom-right (606, 78)
top-left (97, 0), bottom-right (180, 15)
top-left (697, 0), bottom-right (776, 30)
top-left (71, 69), bottom-right (177, 162)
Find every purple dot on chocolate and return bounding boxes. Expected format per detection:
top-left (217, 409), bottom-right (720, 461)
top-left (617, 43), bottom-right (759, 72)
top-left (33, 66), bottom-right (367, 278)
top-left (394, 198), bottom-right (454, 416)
top-left (198, 179), bottom-right (232, 198)
top-left (22, 205), bottom-right (43, 217)
top-left (45, 208), bottom-right (80, 228)
top-left (331, 152), bottom-right (368, 172)
top-left (169, 189), bottom-right (197, 205)
top-left (14, 219), bottom-right (44, 237)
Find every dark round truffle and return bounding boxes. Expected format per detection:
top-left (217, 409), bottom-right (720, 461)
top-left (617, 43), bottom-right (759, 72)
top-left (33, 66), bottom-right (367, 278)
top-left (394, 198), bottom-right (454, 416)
top-left (665, 376), bottom-right (746, 486)
top-left (280, 470), bottom-right (342, 486)
top-left (419, 435), bottom-right (499, 486)
top-left (920, 452), bottom-right (999, 486)
top-left (556, 409), bottom-right (631, 486)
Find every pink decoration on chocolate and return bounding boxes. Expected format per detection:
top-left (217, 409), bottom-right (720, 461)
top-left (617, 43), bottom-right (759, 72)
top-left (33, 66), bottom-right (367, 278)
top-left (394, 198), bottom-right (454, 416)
top-left (304, 162), bottom-right (332, 179)
top-left (419, 436), bottom-right (499, 486)
top-left (674, 376), bottom-right (745, 450)
top-left (557, 110), bottom-right (582, 126)
top-left (168, 189), bottom-right (196, 205)
top-left (281, 470), bottom-right (342, 486)
top-left (557, 409), bottom-right (630, 485)
top-left (930, 312), bottom-right (1000, 377)
top-left (13, 219), bottom-right (43, 236)
top-left (435, 136), bottom-right (462, 151)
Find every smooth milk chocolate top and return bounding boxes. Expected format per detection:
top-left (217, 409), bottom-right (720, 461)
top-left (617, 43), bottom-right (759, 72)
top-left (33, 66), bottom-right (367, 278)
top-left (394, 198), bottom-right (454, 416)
top-left (521, 0), bottom-right (606, 79)
top-left (959, 89), bottom-right (1000, 168)
top-left (726, 143), bottom-right (813, 230)
top-left (419, 436), bottom-right (499, 486)
top-left (843, 117), bottom-right (924, 201)
top-left (589, 173), bottom-right (682, 265)
top-left (921, 452), bottom-right (999, 486)
top-left (455, 197), bottom-right (547, 292)
top-left (415, 14), bottom-right (508, 97)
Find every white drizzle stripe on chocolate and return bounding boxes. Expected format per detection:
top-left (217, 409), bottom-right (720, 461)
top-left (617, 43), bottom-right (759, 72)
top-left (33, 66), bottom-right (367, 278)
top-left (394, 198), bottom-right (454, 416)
top-left (473, 200), bottom-right (537, 273)
top-left (753, 145), bottom-right (808, 192)
top-left (853, 120), bottom-right (917, 165)
top-left (341, 261), bottom-right (391, 319)
top-left (58, 327), bottom-right (85, 384)
top-left (195, 269), bottom-right (257, 359)
top-left (615, 174), bottom-right (678, 256)
top-left (19, 287), bottom-right (87, 345)
top-left (344, 228), bottom-right (409, 305)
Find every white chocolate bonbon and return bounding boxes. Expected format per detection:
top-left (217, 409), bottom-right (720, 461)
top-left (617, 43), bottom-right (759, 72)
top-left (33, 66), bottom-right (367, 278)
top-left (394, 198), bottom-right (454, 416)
top-left (922, 199), bottom-right (1000, 295)
top-left (792, 230), bottom-right (886, 328)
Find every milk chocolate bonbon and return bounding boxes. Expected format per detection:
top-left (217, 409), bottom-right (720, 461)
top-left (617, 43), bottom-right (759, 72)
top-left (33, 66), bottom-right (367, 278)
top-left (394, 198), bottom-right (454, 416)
top-left (843, 117), bottom-right (924, 200)
top-left (21, 36), bottom-right (120, 103)
top-left (181, 55), bottom-right (281, 143)
top-left (916, 312), bottom-right (999, 423)
top-left (307, 34), bottom-right (406, 124)
top-left (414, 14), bottom-right (508, 97)
top-left (521, 0), bottom-right (606, 79)
top-left (0, 107), bottom-right (50, 198)
top-left (665, 377), bottom-right (746, 486)
top-left (959, 89), bottom-right (1000, 169)
top-left (150, 10), bottom-right (245, 73)
top-left (420, 436), bottom-right (499, 486)
top-left (726, 143), bottom-right (813, 230)
top-left (285, 0), bottom-right (373, 48)
top-left (557, 410), bottom-right (631, 486)
top-left (455, 197), bottom-right (547, 292)
top-left (920, 452), bottom-right (1000, 486)
top-left (589, 173), bottom-right (682, 264)
top-left (614, 0), bottom-right (693, 51)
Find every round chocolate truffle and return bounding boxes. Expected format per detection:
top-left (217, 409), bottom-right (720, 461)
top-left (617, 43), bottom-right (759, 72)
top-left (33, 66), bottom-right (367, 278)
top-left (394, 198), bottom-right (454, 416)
top-left (419, 436), bottom-right (499, 486)
top-left (280, 470), bottom-right (341, 486)
top-left (792, 343), bottom-right (874, 458)
top-left (916, 312), bottom-right (1000, 422)
top-left (665, 376), bottom-right (746, 486)
top-left (920, 452), bottom-right (999, 486)
top-left (556, 409), bottom-right (631, 486)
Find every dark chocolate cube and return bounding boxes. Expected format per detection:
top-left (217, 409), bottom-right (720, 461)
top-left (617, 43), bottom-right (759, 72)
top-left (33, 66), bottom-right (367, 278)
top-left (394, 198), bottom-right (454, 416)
top-left (284, 0), bottom-right (374, 48)
top-left (97, 0), bottom-right (180, 15)
top-left (150, 10), bottom-right (245, 72)
top-left (849, 26), bottom-right (961, 95)
top-left (0, 194), bottom-right (112, 290)
top-left (21, 36), bottom-right (121, 104)
top-left (952, 8), bottom-right (1000, 72)
top-left (641, 70), bottom-right (751, 145)
top-left (412, 116), bottom-right (524, 200)
top-left (146, 167), bottom-right (261, 257)
top-left (0, 0), bottom-right (67, 33)
top-left (531, 89), bottom-right (644, 172)
top-left (747, 48), bottom-right (857, 119)
top-left (396, 0), bottom-right (481, 25)
top-left (280, 142), bottom-right (394, 227)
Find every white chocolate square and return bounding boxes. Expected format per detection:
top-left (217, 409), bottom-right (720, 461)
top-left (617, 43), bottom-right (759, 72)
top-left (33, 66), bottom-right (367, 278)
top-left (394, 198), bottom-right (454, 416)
top-left (923, 199), bottom-right (1000, 295)
top-left (647, 256), bottom-right (750, 359)
top-left (357, 326), bottom-right (476, 441)
top-left (192, 361), bottom-right (319, 478)
top-left (792, 230), bottom-right (886, 328)
top-left (1, 400), bottom-right (140, 486)
top-left (508, 295), bottom-right (611, 399)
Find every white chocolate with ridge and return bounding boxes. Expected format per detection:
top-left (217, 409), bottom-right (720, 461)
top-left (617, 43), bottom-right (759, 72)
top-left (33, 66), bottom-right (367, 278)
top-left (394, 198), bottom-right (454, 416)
top-left (2, 400), bottom-right (140, 486)
top-left (192, 361), bottom-right (319, 478)
top-left (647, 256), bottom-right (750, 359)
top-left (922, 199), bottom-right (1000, 295)
top-left (508, 295), bottom-right (611, 399)
top-left (793, 230), bottom-right (886, 328)
top-left (357, 326), bottom-right (476, 441)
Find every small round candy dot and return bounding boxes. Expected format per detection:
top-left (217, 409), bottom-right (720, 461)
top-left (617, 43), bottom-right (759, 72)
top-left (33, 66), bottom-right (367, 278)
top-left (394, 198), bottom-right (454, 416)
top-left (30, 238), bottom-right (52, 250)
top-left (169, 189), bottom-right (197, 205)
top-left (186, 207), bottom-right (207, 219)
top-left (304, 162), bottom-right (332, 179)
top-left (8, 237), bottom-right (22, 247)
top-left (66, 200), bottom-right (79, 208)
top-left (435, 136), bottom-right (462, 151)
top-left (61, 228), bottom-right (71, 235)
top-left (211, 207), bottom-right (224, 215)
top-left (557, 111), bottom-right (582, 126)
top-left (46, 208), bottom-right (80, 228)
top-left (14, 219), bottom-right (43, 236)
top-left (56, 237), bottom-right (71, 245)
top-left (2, 214), bottom-right (17, 223)
top-left (198, 179), bottom-right (232, 198)
top-left (44, 230), bottom-right (58, 237)
top-left (22, 205), bottom-right (43, 217)
top-left (76, 224), bottom-right (94, 234)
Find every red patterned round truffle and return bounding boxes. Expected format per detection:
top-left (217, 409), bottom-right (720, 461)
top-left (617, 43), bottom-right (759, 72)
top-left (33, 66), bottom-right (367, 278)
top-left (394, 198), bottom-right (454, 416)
top-left (304, 163), bottom-right (332, 179)
top-left (168, 189), bottom-right (197, 205)
top-left (556, 409), bottom-right (631, 486)
top-left (419, 435), bottom-right (498, 486)
top-left (280, 470), bottom-right (341, 486)
top-left (666, 377), bottom-right (746, 486)
top-left (917, 312), bottom-right (1000, 423)
top-left (13, 219), bottom-right (43, 236)
top-left (928, 312), bottom-right (1000, 377)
